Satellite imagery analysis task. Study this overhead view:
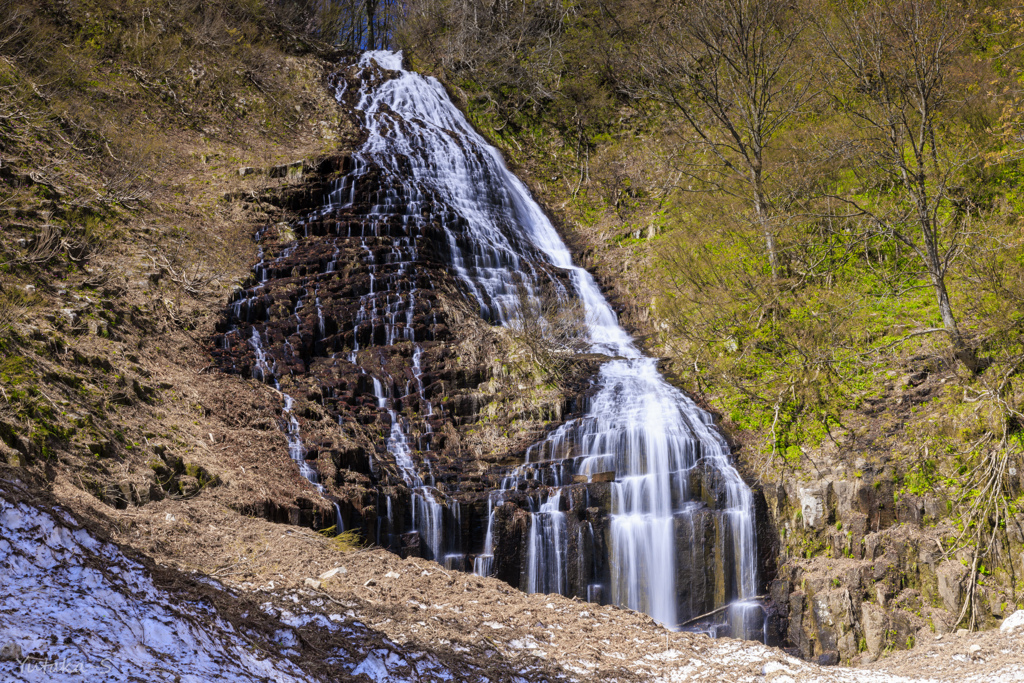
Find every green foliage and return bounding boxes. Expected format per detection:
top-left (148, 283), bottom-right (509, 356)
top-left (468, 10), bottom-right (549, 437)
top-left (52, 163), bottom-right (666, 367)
top-left (902, 459), bottom-right (939, 496)
top-left (0, 356), bottom-right (32, 387)
top-left (397, 8), bottom-right (1024, 618)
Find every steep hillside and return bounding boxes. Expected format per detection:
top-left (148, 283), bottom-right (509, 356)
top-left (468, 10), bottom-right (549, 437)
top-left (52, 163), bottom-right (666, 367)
top-left (0, 0), bottom-right (599, 575)
top-left (0, 0), bottom-right (360, 519)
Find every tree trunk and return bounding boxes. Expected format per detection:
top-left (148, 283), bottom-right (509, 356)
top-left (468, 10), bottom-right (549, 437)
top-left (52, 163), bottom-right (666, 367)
top-left (366, 0), bottom-right (377, 50)
top-left (923, 226), bottom-right (979, 372)
top-left (763, 227), bottom-right (778, 282)
top-left (753, 175), bottom-right (778, 283)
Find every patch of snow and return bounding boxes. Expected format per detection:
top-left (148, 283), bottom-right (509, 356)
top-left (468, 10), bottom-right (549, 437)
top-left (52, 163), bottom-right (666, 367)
top-left (1001, 610), bottom-right (1024, 633)
top-left (0, 499), bottom-right (312, 683)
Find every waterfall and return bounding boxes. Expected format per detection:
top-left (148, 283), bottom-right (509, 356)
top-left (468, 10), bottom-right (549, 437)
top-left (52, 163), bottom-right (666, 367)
top-left (525, 491), bottom-right (567, 595)
top-left (347, 50), bottom-right (761, 632)
top-left (219, 49), bottom-right (762, 637)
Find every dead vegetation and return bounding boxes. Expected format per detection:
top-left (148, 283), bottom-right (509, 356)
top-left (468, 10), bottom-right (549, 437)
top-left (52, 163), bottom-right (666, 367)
top-left (505, 279), bottom-right (591, 379)
top-left (0, 0), bottom-right (355, 309)
top-left (0, 0), bottom-right (361, 547)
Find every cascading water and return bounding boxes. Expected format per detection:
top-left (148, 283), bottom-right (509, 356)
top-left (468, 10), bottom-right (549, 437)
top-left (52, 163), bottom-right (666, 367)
top-left (525, 491), bottom-right (567, 595)
top-left (216, 49), bottom-right (765, 640)
top-left (344, 50), bottom-right (762, 635)
top-left (226, 245), bottom-right (343, 533)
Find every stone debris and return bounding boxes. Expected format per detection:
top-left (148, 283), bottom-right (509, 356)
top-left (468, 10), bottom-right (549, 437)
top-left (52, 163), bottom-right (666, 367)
top-left (0, 642), bottom-right (22, 662)
top-left (319, 567), bottom-right (347, 581)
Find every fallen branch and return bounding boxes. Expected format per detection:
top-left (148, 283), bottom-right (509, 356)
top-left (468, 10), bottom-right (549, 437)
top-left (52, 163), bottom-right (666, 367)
top-left (147, 253), bottom-right (220, 297)
top-left (677, 596), bottom-right (767, 627)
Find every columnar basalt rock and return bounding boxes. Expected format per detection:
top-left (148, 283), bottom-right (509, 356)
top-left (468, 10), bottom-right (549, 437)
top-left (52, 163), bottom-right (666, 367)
top-left (765, 454), bottom-right (1024, 664)
top-left (211, 63), bottom-right (601, 570)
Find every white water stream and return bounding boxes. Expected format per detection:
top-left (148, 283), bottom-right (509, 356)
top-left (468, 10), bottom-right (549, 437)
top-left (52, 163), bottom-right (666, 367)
top-left (349, 51), bottom-right (760, 631)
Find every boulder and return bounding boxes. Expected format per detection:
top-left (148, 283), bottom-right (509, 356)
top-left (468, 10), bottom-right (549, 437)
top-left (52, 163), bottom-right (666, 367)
top-left (0, 641), bottom-right (21, 661)
top-left (799, 483), bottom-right (828, 529)
top-left (269, 160), bottom-right (305, 179)
top-left (1, 441), bottom-right (22, 467)
top-left (319, 567), bottom-right (347, 581)
top-left (817, 651), bottom-right (839, 666)
top-left (936, 561), bottom-right (967, 614)
top-left (861, 602), bottom-right (887, 656)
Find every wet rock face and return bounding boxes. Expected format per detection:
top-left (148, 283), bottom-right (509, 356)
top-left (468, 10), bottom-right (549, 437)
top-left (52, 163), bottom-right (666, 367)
top-left (210, 59), bottom-right (778, 642)
top-left (675, 507), bottom-right (718, 619)
top-left (209, 104), bottom-right (599, 574)
top-left (491, 499), bottom-right (529, 585)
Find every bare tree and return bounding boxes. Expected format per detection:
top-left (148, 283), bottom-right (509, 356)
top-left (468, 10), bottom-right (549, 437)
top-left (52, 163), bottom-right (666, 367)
top-left (505, 279), bottom-right (590, 379)
top-left (399, 0), bottom-right (576, 119)
top-left (818, 0), bottom-right (980, 370)
top-left (282, 0), bottom-right (403, 49)
top-left (638, 0), bottom-right (815, 282)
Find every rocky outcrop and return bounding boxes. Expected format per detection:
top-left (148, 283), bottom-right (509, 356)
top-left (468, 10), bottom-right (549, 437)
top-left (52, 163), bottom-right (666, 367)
top-left (765, 461), bottom-right (1024, 664)
top-left (206, 60), bottom-right (778, 640)
top-left (209, 65), bottom-right (606, 582)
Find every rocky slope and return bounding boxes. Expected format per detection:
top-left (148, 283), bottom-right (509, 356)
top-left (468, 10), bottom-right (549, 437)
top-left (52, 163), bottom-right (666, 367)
top-left (759, 403), bottom-right (1024, 664)
top-left (205, 59), bottom-right (607, 577)
top-left (198, 51), bottom-right (772, 642)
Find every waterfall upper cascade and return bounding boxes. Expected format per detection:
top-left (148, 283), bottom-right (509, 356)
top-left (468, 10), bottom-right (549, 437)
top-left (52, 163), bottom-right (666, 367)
top-left (214, 50), bottom-right (767, 638)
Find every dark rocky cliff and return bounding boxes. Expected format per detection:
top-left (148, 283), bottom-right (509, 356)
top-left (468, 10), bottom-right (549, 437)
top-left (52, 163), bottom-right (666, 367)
top-left (208, 65), bottom-right (607, 580)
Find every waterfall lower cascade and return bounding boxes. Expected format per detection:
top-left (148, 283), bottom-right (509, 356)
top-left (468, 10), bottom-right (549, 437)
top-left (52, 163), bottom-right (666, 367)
top-left (214, 50), bottom-right (767, 640)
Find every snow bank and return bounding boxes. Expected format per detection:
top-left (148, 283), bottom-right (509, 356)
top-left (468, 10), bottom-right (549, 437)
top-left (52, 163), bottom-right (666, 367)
top-left (0, 498), bottom-right (315, 682)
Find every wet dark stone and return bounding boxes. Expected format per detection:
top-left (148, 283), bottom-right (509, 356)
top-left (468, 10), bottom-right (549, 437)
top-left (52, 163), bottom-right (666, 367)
top-left (492, 502), bottom-right (528, 586)
top-left (400, 531), bottom-right (420, 558)
top-left (675, 506), bottom-right (717, 620)
top-left (585, 482), bottom-right (612, 511)
top-left (817, 651), bottom-right (839, 666)
top-left (690, 460), bottom-right (729, 509)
